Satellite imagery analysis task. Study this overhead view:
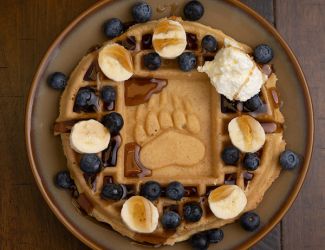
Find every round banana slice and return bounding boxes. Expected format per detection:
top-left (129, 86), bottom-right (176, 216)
top-left (70, 119), bottom-right (110, 154)
top-left (121, 196), bottom-right (159, 233)
top-left (208, 185), bottom-right (247, 220)
top-left (228, 115), bottom-right (266, 153)
top-left (98, 43), bottom-right (133, 82)
top-left (152, 19), bottom-right (187, 59)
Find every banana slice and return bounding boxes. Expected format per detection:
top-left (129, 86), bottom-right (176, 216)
top-left (70, 119), bottom-right (110, 154)
top-left (121, 196), bottom-right (159, 233)
top-left (98, 43), bottom-right (133, 81)
top-left (208, 185), bottom-right (247, 220)
top-left (152, 19), bottom-right (187, 59)
top-left (228, 115), bottom-right (266, 153)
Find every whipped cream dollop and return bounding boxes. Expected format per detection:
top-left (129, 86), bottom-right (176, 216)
top-left (198, 46), bottom-right (267, 101)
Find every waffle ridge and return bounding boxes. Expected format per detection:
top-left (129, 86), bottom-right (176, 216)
top-left (55, 17), bottom-right (285, 245)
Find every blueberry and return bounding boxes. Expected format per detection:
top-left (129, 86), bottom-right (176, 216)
top-left (80, 154), bottom-right (101, 174)
top-left (207, 228), bottom-right (224, 243)
top-left (244, 94), bottom-right (263, 112)
top-left (132, 2), bottom-right (152, 23)
top-left (161, 211), bottom-right (181, 229)
top-left (279, 150), bottom-right (300, 170)
top-left (184, 0), bottom-right (204, 21)
top-left (240, 212), bottom-right (260, 231)
top-left (202, 35), bottom-right (218, 52)
top-left (178, 52), bottom-right (196, 72)
top-left (102, 112), bottom-right (124, 136)
top-left (254, 44), bottom-right (273, 64)
top-left (101, 183), bottom-right (125, 200)
top-left (101, 86), bottom-right (116, 103)
top-left (190, 233), bottom-right (209, 250)
top-left (243, 153), bottom-right (260, 171)
top-left (222, 146), bottom-right (240, 165)
top-left (75, 88), bottom-right (98, 110)
top-left (140, 181), bottom-right (161, 201)
top-left (103, 18), bottom-right (124, 39)
top-left (55, 171), bottom-right (74, 189)
top-left (183, 203), bottom-right (202, 222)
top-left (143, 52), bottom-right (161, 70)
top-left (166, 181), bottom-right (185, 200)
top-left (48, 72), bottom-right (67, 90)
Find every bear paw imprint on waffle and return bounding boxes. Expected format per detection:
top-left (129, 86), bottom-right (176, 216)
top-left (134, 89), bottom-right (205, 170)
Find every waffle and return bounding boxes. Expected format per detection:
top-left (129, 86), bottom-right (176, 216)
top-left (54, 17), bottom-right (285, 245)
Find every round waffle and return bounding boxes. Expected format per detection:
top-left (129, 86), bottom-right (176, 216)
top-left (54, 17), bottom-right (285, 245)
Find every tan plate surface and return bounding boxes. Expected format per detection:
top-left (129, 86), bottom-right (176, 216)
top-left (25, 0), bottom-right (314, 249)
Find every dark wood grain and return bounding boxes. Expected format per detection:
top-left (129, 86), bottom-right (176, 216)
top-left (275, 0), bottom-right (325, 249)
top-left (0, 0), bottom-right (323, 250)
top-left (0, 1), bottom-right (95, 249)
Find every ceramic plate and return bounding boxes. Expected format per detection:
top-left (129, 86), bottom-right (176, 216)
top-left (25, 0), bottom-right (314, 249)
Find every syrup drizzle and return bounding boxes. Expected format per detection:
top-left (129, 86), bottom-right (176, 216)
top-left (141, 34), bottom-right (153, 49)
top-left (224, 173), bottom-right (237, 185)
top-left (261, 64), bottom-right (273, 77)
top-left (53, 120), bottom-right (81, 134)
top-left (271, 88), bottom-right (280, 107)
top-left (243, 172), bottom-right (254, 188)
top-left (118, 36), bottom-right (136, 50)
top-left (84, 61), bottom-right (100, 81)
top-left (124, 143), bottom-right (151, 177)
top-left (102, 135), bottom-right (122, 167)
top-left (124, 78), bottom-right (168, 106)
top-left (186, 33), bottom-right (198, 50)
top-left (83, 173), bottom-right (97, 192)
top-left (184, 186), bottom-right (198, 197)
top-left (261, 122), bottom-right (278, 133)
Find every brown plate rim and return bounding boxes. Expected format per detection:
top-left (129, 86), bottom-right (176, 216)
top-left (25, 0), bottom-right (314, 249)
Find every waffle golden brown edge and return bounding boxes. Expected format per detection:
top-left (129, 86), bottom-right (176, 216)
top-left (50, 1), bottom-right (301, 249)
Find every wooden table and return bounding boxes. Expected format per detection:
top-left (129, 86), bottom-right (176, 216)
top-left (0, 0), bottom-right (323, 249)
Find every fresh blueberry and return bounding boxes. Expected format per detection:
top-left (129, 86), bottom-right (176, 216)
top-left (101, 183), bottom-right (125, 200)
top-left (243, 153), bottom-right (260, 171)
top-left (254, 44), bottom-right (273, 64)
top-left (240, 212), bottom-right (260, 231)
top-left (184, 0), bottom-right (204, 21)
top-left (140, 181), bottom-right (161, 201)
top-left (178, 52), bottom-right (196, 72)
top-left (222, 146), bottom-right (240, 165)
top-left (161, 211), bottom-right (181, 229)
top-left (166, 181), bottom-right (185, 200)
top-left (207, 228), bottom-right (224, 243)
top-left (244, 94), bottom-right (263, 112)
top-left (279, 150), bottom-right (300, 170)
top-left (75, 88), bottom-right (98, 111)
top-left (80, 154), bottom-right (101, 174)
top-left (183, 203), bottom-right (202, 222)
top-left (102, 112), bottom-right (124, 136)
top-left (48, 72), bottom-right (67, 90)
top-left (132, 2), bottom-right (152, 23)
top-left (202, 35), bottom-right (218, 52)
top-left (55, 171), bottom-right (74, 189)
top-left (190, 233), bottom-right (209, 250)
top-left (143, 52), bottom-right (161, 70)
top-left (103, 18), bottom-right (124, 39)
top-left (101, 86), bottom-right (116, 103)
